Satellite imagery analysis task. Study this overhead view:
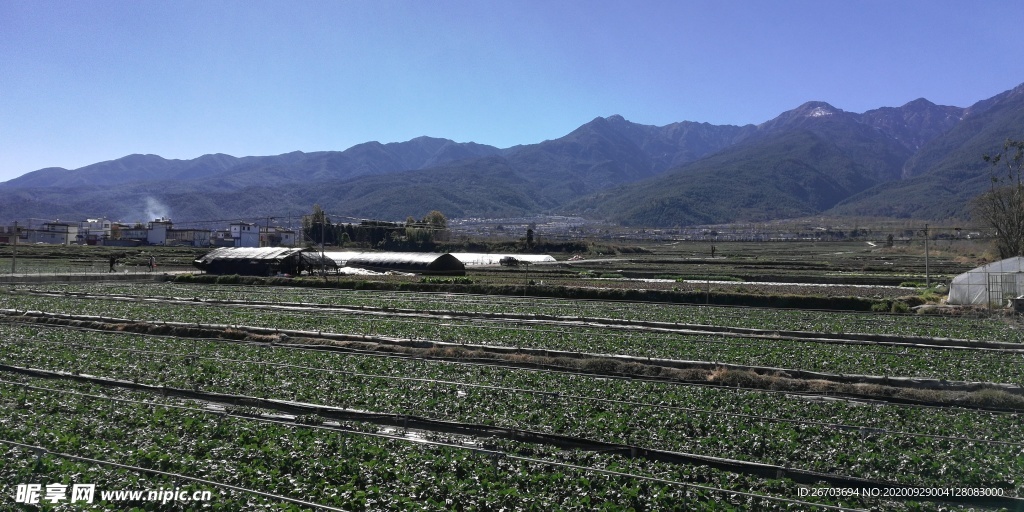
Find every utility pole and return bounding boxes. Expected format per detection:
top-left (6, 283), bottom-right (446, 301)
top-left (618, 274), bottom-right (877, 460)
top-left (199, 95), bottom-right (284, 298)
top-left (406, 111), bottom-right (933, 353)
top-left (264, 216), bottom-right (275, 247)
top-left (10, 221), bottom-right (17, 274)
top-left (924, 224), bottom-right (930, 288)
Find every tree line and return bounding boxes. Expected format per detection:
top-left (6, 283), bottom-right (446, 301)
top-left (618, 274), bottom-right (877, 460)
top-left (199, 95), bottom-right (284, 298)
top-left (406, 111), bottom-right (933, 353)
top-left (302, 205), bottom-right (448, 250)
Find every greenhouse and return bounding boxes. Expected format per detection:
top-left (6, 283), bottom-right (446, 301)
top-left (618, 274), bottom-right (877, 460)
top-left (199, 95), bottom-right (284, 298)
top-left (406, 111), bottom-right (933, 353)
top-left (325, 252), bottom-right (466, 275)
top-left (450, 253), bottom-right (556, 266)
top-left (194, 247), bottom-right (336, 276)
top-left (947, 256), bottom-right (1024, 306)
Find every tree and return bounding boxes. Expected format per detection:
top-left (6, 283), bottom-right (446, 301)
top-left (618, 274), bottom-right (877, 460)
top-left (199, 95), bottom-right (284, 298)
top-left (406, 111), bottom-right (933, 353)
top-left (303, 204), bottom-right (334, 246)
top-left (974, 138), bottom-right (1024, 258)
top-left (421, 210), bottom-right (447, 229)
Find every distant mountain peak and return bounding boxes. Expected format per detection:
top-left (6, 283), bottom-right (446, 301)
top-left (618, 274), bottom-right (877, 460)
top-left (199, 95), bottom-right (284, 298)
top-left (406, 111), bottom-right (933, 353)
top-left (756, 101), bottom-right (846, 132)
top-left (796, 101), bottom-right (841, 117)
top-left (902, 97), bottom-right (936, 109)
top-left (5, 81), bottom-right (1024, 226)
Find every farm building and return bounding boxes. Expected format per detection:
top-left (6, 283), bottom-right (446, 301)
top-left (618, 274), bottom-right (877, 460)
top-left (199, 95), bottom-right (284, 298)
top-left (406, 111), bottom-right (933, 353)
top-left (947, 256), bottom-right (1024, 306)
top-left (324, 251), bottom-right (466, 275)
top-left (194, 247), bottom-right (336, 276)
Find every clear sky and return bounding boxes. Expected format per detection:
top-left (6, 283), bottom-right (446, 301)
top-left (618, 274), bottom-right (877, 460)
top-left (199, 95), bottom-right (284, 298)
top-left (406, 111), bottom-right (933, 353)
top-left (2, 0), bottom-right (1023, 182)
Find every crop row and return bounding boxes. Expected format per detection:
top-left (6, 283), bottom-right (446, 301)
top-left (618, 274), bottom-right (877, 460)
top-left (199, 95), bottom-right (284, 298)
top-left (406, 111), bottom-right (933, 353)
top-left (21, 282), bottom-right (1021, 342)
top-left (6, 323), bottom-right (1018, 442)
top-left (1, 326), bottom-right (1020, 494)
top-left (3, 293), bottom-right (1023, 384)
top-left (0, 378), bottom-right (882, 511)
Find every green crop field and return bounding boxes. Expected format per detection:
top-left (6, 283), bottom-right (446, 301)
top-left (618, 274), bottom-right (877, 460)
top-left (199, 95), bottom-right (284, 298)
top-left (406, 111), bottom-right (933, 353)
top-left (0, 240), bottom-right (1020, 510)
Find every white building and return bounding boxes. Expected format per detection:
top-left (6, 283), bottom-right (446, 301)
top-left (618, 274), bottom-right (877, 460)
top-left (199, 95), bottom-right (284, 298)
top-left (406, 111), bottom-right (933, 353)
top-left (147, 218), bottom-right (172, 245)
top-left (26, 222), bottom-right (79, 245)
top-left (79, 218), bottom-right (113, 244)
top-left (230, 222), bottom-right (260, 248)
top-left (261, 226), bottom-right (297, 247)
top-left (279, 229), bottom-right (296, 247)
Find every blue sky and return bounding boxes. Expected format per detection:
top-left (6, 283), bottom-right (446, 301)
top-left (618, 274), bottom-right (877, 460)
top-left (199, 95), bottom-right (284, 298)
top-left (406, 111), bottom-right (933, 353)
top-left (2, 0), bottom-right (1023, 182)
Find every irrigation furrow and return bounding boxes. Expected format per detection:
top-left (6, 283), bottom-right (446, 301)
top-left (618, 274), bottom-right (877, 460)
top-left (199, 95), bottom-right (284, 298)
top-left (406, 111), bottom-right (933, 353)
top-left (0, 380), bottom-right (870, 512)
top-left (2, 363), bottom-right (1017, 510)
top-left (8, 333), bottom-right (1023, 448)
top-left (15, 289), bottom-right (1024, 352)
top-left (5, 319), bottom-right (949, 412)
top-left (3, 309), bottom-right (1022, 411)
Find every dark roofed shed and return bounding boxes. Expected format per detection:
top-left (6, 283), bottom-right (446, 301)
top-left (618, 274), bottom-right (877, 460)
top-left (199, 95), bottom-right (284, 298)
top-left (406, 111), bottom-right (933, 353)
top-left (194, 247), bottom-right (336, 276)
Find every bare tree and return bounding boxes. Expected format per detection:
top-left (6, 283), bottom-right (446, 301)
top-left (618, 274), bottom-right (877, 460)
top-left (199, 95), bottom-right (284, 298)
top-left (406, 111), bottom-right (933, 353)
top-left (974, 138), bottom-right (1024, 258)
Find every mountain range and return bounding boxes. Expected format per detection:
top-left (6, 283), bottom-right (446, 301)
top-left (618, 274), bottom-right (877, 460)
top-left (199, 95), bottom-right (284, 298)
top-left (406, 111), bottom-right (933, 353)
top-left (4, 82), bottom-right (1024, 227)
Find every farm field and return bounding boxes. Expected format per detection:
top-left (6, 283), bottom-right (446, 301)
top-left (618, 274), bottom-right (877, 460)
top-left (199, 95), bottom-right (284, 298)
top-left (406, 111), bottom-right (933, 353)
top-left (1, 263), bottom-right (1023, 510)
top-left (0, 244), bottom-right (204, 277)
top-left (7, 281), bottom-right (1019, 341)
top-left (6, 283), bottom-right (1024, 381)
top-left (478, 238), bottom-right (976, 290)
top-left (0, 238), bottom-right (976, 293)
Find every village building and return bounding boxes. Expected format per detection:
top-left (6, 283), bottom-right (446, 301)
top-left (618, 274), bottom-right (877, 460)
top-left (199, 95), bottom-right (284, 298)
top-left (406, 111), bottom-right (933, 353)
top-left (24, 222), bottom-right (79, 245)
top-left (78, 218), bottom-right (113, 245)
top-left (261, 226), bottom-right (297, 247)
top-left (147, 218), bottom-right (173, 245)
top-left (0, 225), bottom-right (23, 245)
top-left (166, 228), bottom-right (213, 247)
top-left (211, 230), bottom-right (235, 247)
top-left (116, 223), bottom-right (150, 243)
top-left (230, 222), bottom-right (261, 248)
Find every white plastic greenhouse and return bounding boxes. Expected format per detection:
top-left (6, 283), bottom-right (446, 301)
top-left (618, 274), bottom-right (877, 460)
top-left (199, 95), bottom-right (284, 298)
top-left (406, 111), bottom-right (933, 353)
top-left (947, 256), bottom-right (1024, 306)
top-left (449, 253), bottom-right (556, 266)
